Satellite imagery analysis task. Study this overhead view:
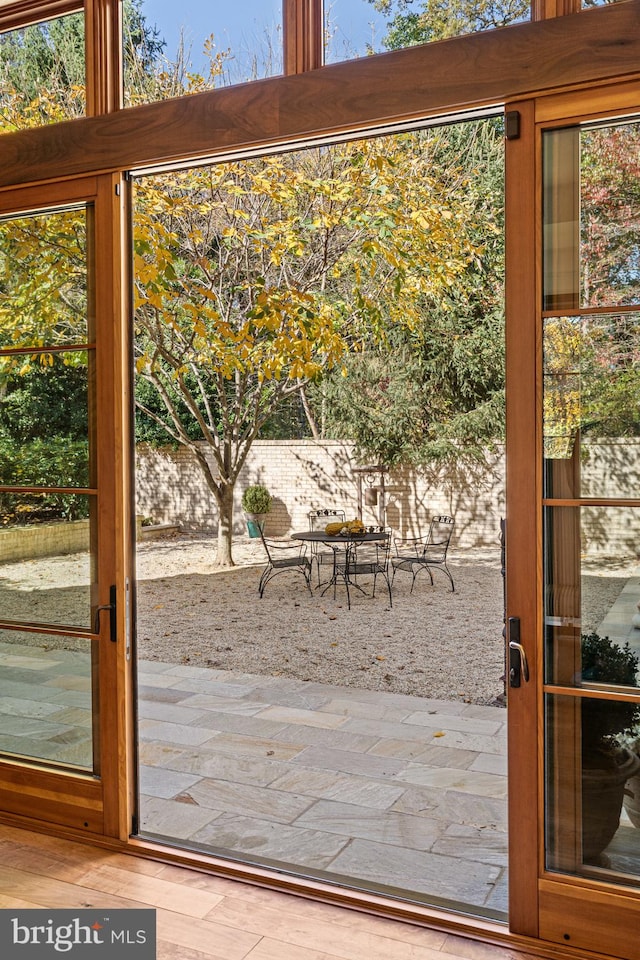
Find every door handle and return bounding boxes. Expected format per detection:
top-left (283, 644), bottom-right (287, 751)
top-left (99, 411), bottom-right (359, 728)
top-left (94, 584), bottom-right (117, 642)
top-left (508, 617), bottom-right (529, 686)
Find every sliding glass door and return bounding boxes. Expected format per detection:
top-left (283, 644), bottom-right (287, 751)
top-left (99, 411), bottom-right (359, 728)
top-left (0, 176), bottom-right (131, 837)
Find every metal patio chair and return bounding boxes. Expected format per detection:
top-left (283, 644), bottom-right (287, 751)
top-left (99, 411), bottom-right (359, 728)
top-left (258, 530), bottom-right (312, 598)
top-left (308, 508), bottom-right (346, 585)
top-left (391, 515), bottom-right (455, 593)
top-left (334, 530), bottom-right (393, 610)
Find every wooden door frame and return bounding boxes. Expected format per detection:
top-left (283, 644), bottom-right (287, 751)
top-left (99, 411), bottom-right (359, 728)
top-left (504, 82), bottom-right (640, 952)
top-left (504, 96), bottom-right (541, 938)
top-left (0, 173), bottom-right (133, 840)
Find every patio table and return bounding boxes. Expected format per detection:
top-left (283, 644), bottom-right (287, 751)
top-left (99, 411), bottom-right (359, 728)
top-left (291, 529), bottom-right (389, 600)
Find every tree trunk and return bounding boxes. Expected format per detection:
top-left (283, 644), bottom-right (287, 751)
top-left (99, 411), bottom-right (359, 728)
top-left (216, 480), bottom-right (235, 566)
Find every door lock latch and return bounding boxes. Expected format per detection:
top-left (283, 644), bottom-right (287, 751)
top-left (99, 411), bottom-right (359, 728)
top-left (508, 617), bottom-right (529, 687)
top-left (94, 584), bottom-right (117, 642)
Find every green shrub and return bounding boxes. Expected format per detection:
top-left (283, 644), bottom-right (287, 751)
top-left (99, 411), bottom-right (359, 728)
top-left (241, 484), bottom-right (272, 514)
top-left (0, 437), bottom-right (90, 524)
top-left (581, 632), bottom-right (640, 751)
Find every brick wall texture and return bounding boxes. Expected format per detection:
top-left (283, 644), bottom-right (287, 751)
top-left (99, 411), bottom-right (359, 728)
top-left (135, 438), bottom-right (640, 557)
top-left (135, 440), bottom-right (505, 550)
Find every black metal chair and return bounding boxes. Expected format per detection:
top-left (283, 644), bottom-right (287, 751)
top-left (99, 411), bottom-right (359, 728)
top-left (258, 530), bottom-right (312, 598)
top-left (335, 532), bottom-right (393, 609)
top-left (308, 508), bottom-right (346, 585)
top-left (391, 515), bottom-right (455, 593)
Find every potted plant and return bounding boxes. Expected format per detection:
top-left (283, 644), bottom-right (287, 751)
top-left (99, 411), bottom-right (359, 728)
top-left (580, 632), bottom-right (640, 864)
top-left (241, 484), bottom-right (272, 538)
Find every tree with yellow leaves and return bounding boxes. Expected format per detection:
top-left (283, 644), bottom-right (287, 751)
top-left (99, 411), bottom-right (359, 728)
top-left (133, 135), bottom-right (480, 564)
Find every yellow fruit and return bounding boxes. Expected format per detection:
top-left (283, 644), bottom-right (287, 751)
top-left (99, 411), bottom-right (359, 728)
top-left (325, 521), bottom-right (346, 535)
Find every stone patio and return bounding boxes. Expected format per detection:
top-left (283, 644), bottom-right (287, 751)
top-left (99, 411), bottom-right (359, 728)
top-left (136, 660), bottom-right (509, 918)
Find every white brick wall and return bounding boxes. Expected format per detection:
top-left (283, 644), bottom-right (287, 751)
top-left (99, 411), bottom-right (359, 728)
top-left (135, 440), bottom-right (506, 550)
top-left (135, 437), bottom-right (640, 557)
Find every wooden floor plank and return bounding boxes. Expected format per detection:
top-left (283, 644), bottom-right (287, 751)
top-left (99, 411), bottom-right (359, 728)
top-left (0, 825), bottom-right (549, 960)
top-left (72, 861), bottom-right (225, 918)
top-left (155, 908), bottom-right (261, 960)
top-left (244, 938), bottom-right (347, 960)
top-left (203, 895), bottom-right (455, 960)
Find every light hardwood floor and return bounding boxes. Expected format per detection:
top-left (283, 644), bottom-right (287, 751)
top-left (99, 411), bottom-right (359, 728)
top-left (0, 823), bottom-right (540, 960)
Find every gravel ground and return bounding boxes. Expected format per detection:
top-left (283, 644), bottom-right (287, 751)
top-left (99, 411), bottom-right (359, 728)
top-left (133, 531), bottom-right (629, 706)
top-left (0, 531), bottom-right (629, 707)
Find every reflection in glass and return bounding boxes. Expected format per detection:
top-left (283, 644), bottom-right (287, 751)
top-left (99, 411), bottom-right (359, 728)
top-left (0, 350), bottom-right (92, 488)
top-left (543, 313), bottom-right (640, 499)
top-left (124, 0), bottom-right (282, 105)
top-left (581, 122), bottom-right (640, 308)
top-left (0, 13), bottom-right (86, 128)
top-left (543, 119), bottom-right (640, 311)
top-left (545, 693), bottom-right (640, 882)
top-left (544, 506), bottom-right (640, 687)
top-left (0, 205), bottom-right (90, 349)
top-left (0, 494), bottom-right (96, 628)
top-left (0, 628), bottom-right (95, 771)
top-left (324, 0), bottom-right (530, 64)
top-left (324, 0), bottom-right (388, 62)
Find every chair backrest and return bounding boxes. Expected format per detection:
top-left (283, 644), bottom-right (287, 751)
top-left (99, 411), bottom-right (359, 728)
top-left (309, 508), bottom-right (345, 531)
top-left (351, 531), bottom-right (391, 570)
top-left (424, 515), bottom-right (454, 561)
top-left (258, 527), bottom-right (275, 563)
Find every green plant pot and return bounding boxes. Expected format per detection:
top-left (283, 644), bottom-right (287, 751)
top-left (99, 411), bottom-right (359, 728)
top-left (246, 516), bottom-right (265, 538)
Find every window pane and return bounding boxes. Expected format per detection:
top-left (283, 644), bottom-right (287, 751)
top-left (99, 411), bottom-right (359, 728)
top-left (543, 313), bottom-right (640, 499)
top-left (0, 628), bottom-right (95, 771)
top-left (0, 205), bottom-right (92, 349)
top-left (325, 0), bottom-right (530, 64)
top-left (544, 505), bottom-right (640, 687)
top-left (324, 0), bottom-right (389, 61)
top-left (0, 350), bottom-right (92, 488)
top-left (545, 692), bottom-right (640, 882)
top-left (124, 0), bottom-right (282, 106)
top-left (543, 120), bottom-right (640, 311)
top-left (0, 13), bottom-right (85, 129)
top-left (0, 494), bottom-right (96, 628)
top-left (581, 122), bottom-right (640, 308)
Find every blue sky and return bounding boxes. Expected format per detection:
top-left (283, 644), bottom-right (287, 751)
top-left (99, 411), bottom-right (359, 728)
top-left (141, 1), bottom-right (390, 74)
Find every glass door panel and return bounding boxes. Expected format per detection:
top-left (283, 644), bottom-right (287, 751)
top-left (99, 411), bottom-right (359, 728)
top-left (540, 112), bottom-right (640, 945)
top-left (0, 201), bottom-right (99, 773)
top-left (132, 119), bottom-right (508, 919)
top-left (0, 627), bottom-right (96, 771)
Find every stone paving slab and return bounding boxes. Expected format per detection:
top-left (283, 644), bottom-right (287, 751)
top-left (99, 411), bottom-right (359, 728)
top-left (137, 718), bottom-right (220, 747)
top-left (405, 711), bottom-right (504, 737)
top-left (167, 749), bottom-right (297, 787)
top-left (139, 794), bottom-right (223, 839)
top-left (184, 711), bottom-right (294, 740)
top-left (391, 786), bottom-right (507, 830)
top-left (269, 767), bottom-right (406, 810)
top-left (253, 705), bottom-right (350, 730)
top-left (189, 812), bottom-right (351, 870)
top-left (393, 765), bottom-right (508, 798)
top-left (290, 744), bottom-right (407, 780)
top-left (433, 823), bottom-right (509, 867)
top-left (183, 732), bottom-right (305, 761)
top-left (139, 764), bottom-right (204, 799)
top-left (137, 684), bottom-right (196, 703)
top-left (272, 723), bottom-right (380, 753)
top-left (326, 837), bottom-right (501, 904)
top-left (185, 778), bottom-right (315, 823)
top-left (295, 798), bottom-right (442, 851)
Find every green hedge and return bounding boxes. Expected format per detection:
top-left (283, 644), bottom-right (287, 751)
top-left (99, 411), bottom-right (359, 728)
top-left (0, 437), bottom-right (90, 524)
